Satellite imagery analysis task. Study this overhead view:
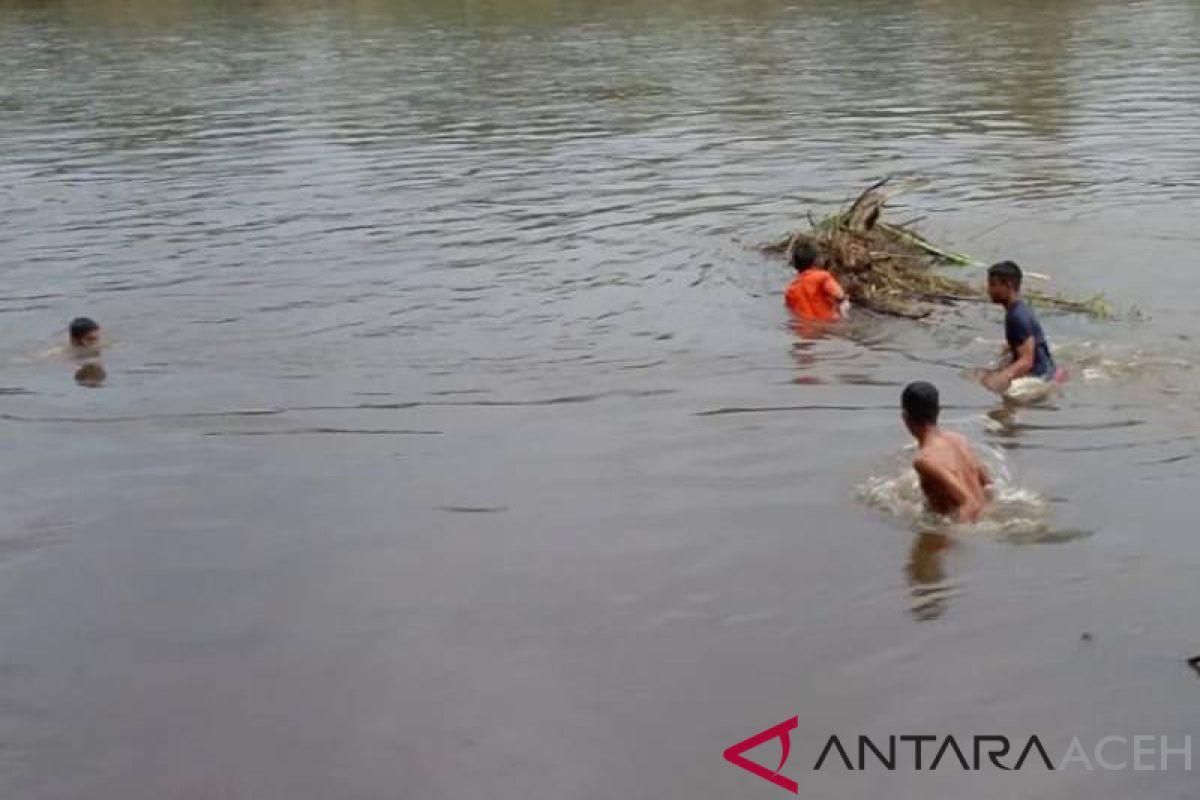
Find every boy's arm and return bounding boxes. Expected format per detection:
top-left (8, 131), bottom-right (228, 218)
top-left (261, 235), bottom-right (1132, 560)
top-left (825, 274), bottom-right (846, 302)
top-left (1003, 337), bottom-right (1036, 381)
top-left (984, 337), bottom-right (1035, 391)
top-left (978, 460), bottom-right (992, 489)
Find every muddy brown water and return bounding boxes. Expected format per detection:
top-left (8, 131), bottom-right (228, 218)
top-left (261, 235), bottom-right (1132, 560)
top-left (2, 0), bottom-right (1200, 797)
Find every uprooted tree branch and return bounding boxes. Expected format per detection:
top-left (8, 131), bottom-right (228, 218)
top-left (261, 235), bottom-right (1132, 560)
top-left (764, 178), bottom-right (1113, 320)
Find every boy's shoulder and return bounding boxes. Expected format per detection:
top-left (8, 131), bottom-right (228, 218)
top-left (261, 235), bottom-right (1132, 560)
top-left (1008, 298), bottom-right (1040, 320)
top-left (912, 448), bottom-right (951, 483)
top-left (917, 429), bottom-right (971, 454)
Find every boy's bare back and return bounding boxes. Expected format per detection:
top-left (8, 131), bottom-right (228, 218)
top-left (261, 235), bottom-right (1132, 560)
top-left (913, 430), bottom-right (991, 522)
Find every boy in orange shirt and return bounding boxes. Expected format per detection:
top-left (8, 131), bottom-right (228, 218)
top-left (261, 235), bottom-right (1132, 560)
top-left (784, 242), bottom-right (847, 321)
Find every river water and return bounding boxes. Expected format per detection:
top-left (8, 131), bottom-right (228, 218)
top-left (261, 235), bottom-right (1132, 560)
top-left (2, 0), bottom-right (1200, 797)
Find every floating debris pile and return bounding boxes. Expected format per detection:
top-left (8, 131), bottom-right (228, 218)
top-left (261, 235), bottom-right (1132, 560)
top-left (764, 179), bottom-right (1112, 320)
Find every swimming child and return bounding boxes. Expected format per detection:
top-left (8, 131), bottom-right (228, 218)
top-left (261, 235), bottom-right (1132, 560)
top-left (37, 317), bottom-right (104, 360)
top-left (980, 261), bottom-right (1059, 398)
top-left (784, 241), bottom-right (847, 321)
top-left (68, 317), bottom-right (102, 356)
top-left (902, 381), bottom-right (991, 523)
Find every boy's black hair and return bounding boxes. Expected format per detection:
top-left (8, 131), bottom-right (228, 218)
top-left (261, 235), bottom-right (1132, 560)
top-left (987, 260), bottom-right (1023, 290)
top-left (69, 317), bottom-right (100, 344)
top-left (902, 381), bottom-right (940, 426)
top-left (790, 241), bottom-right (820, 272)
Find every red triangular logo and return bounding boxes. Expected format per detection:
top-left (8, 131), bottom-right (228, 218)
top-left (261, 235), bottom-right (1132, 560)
top-left (722, 716), bottom-right (799, 794)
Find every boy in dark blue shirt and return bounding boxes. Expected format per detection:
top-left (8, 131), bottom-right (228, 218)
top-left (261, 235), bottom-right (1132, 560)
top-left (981, 261), bottom-right (1057, 395)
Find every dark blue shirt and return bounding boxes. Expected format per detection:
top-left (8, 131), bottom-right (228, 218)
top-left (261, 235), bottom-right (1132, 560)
top-left (1005, 300), bottom-right (1055, 379)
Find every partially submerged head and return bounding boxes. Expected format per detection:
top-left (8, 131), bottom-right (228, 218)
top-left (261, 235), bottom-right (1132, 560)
top-left (986, 260), bottom-right (1022, 306)
top-left (790, 241), bottom-right (821, 273)
top-left (69, 317), bottom-right (101, 350)
top-left (902, 381), bottom-right (940, 437)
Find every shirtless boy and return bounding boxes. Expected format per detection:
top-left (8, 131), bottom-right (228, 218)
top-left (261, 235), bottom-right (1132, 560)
top-left (37, 317), bottom-right (104, 361)
top-left (68, 317), bottom-right (102, 356)
top-left (902, 381), bottom-right (991, 523)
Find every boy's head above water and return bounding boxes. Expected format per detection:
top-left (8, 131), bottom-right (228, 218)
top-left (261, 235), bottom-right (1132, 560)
top-left (69, 317), bottom-right (100, 349)
top-left (986, 260), bottom-right (1022, 305)
top-left (790, 241), bottom-right (821, 272)
top-left (902, 381), bottom-right (940, 435)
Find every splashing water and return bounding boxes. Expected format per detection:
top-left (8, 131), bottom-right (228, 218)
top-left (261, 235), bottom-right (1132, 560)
top-left (963, 338), bottom-right (1194, 398)
top-left (1055, 340), bottom-right (1193, 386)
top-left (856, 443), bottom-right (1057, 543)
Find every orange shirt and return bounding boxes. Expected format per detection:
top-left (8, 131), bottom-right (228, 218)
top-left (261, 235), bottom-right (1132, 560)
top-left (785, 269), bottom-right (843, 321)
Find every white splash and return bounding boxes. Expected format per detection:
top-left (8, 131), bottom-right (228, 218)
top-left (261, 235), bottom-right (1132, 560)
top-left (856, 443), bottom-right (1055, 543)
